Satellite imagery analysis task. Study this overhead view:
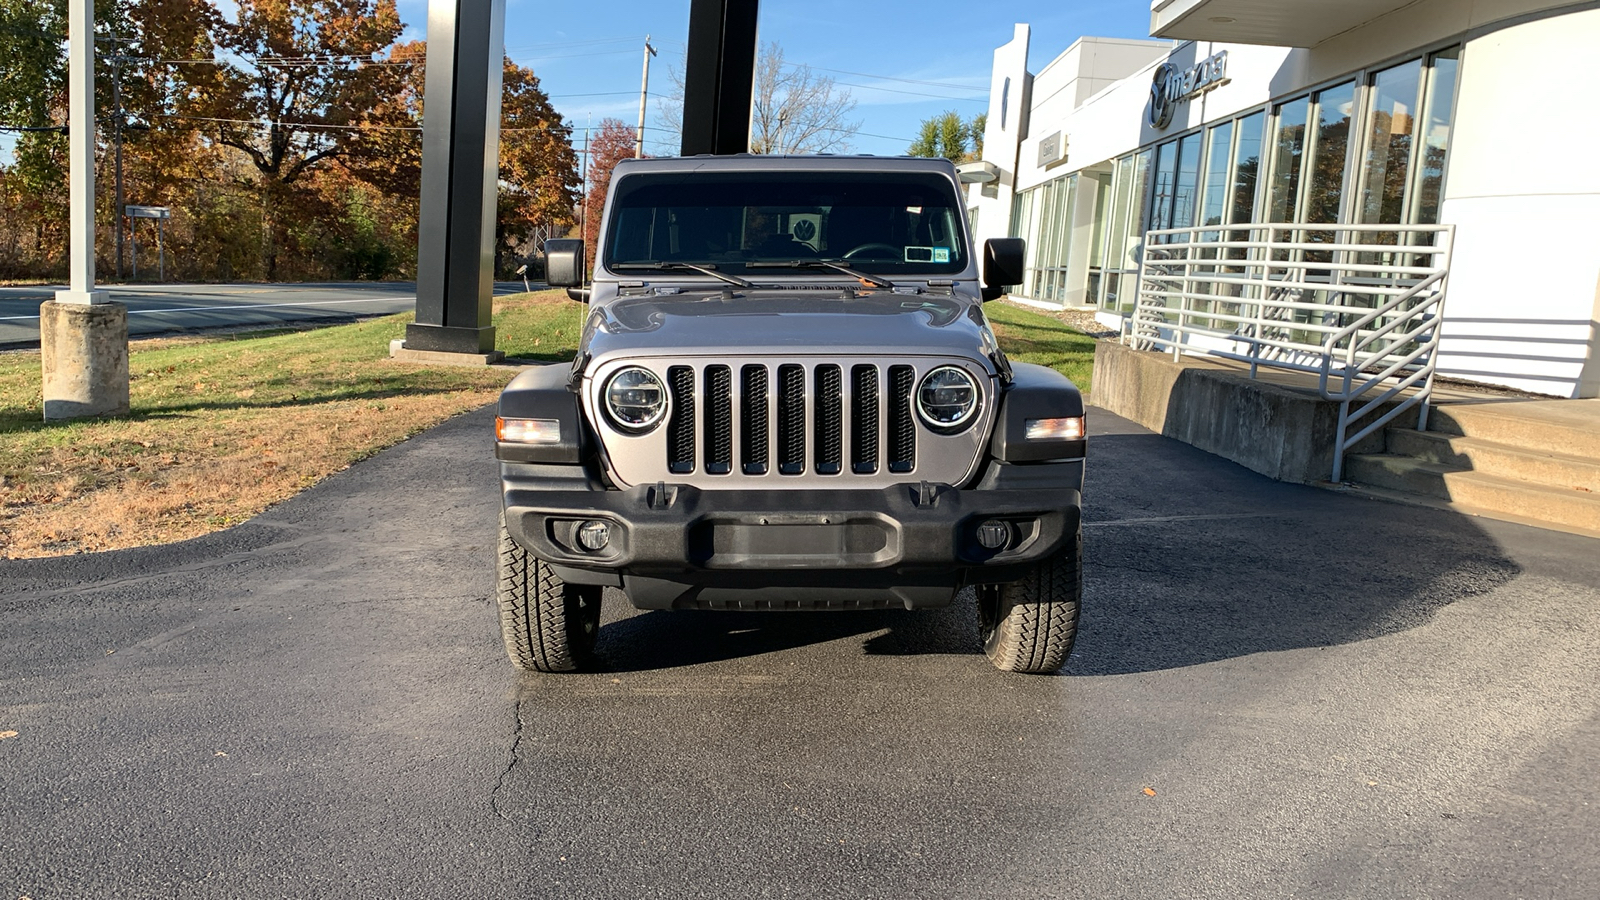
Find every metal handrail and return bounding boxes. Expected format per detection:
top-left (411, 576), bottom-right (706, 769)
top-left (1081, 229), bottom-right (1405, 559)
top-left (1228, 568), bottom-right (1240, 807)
top-left (1128, 223), bottom-right (1455, 482)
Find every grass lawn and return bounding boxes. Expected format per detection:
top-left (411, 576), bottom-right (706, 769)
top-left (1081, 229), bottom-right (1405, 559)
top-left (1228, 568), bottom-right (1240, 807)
top-left (0, 292), bottom-right (1096, 558)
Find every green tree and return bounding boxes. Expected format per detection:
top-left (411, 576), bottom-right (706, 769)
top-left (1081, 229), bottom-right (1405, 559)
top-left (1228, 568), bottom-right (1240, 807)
top-left (908, 110), bottom-right (986, 162)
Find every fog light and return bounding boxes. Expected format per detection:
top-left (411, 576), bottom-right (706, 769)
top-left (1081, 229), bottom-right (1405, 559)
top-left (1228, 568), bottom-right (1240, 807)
top-left (576, 520), bottom-right (611, 552)
top-left (976, 519), bottom-right (1011, 550)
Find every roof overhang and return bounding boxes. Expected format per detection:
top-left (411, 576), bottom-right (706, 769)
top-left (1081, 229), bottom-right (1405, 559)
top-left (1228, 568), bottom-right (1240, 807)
top-left (1150, 0), bottom-right (1416, 47)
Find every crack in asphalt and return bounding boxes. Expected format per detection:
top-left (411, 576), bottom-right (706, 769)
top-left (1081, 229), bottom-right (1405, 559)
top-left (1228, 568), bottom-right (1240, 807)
top-left (489, 695), bottom-right (525, 822)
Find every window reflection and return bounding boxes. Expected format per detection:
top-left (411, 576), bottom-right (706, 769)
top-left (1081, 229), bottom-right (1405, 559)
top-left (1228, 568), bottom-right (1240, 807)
top-left (1360, 59), bottom-right (1424, 226)
top-left (1150, 140), bottom-right (1177, 236)
top-left (1231, 111), bottom-right (1264, 226)
top-left (1415, 48), bottom-right (1459, 225)
top-left (1268, 98), bottom-right (1308, 221)
top-left (1173, 131), bottom-right (1203, 231)
top-left (1305, 81), bottom-right (1354, 225)
top-left (1201, 121), bottom-right (1233, 228)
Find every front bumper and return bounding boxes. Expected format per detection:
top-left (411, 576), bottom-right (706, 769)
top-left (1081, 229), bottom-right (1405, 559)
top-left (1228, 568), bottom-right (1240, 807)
top-left (502, 459), bottom-right (1082, 608)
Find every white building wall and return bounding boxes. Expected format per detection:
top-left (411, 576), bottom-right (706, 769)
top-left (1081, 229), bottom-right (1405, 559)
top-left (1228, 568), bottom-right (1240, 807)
top-left (1434, 10), bottom-right (1600, 397)
top-left (969, 25), bottom-right (1031, 250)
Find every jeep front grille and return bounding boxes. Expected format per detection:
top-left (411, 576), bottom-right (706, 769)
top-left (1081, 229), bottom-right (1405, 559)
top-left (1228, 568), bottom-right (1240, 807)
top-left (589, 357), bottom-right (993, 489)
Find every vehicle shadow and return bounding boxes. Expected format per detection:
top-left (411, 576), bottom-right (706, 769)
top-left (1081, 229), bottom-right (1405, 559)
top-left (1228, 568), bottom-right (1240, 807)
top-left (594, 606), bottom-right (973, 673)
top-left (591, 428), bottom-right (1522, 677)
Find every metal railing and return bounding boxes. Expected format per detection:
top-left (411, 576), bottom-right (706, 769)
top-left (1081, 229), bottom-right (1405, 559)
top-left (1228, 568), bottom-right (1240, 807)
top-left (1126, 223), bottom-right (1455, 482)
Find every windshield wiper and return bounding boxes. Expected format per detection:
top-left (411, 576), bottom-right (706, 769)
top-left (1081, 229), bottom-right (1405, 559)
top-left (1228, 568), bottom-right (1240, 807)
top-left (612, 261), bottom-right (753, 288)
top-left (746, 259), bottom-right (896, 289)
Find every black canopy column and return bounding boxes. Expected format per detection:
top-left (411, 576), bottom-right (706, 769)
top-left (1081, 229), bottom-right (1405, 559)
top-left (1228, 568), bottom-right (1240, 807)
top-left (680, 0), bottom-right (760, 156)
top-left (406, 0), bottom-right (506, 355)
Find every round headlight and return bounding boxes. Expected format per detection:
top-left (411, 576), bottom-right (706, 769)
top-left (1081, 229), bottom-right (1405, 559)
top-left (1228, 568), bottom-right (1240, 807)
top-left (916, 365), bottom-right (980, 430)
top-left (603, 366), bottom-right (668, 432)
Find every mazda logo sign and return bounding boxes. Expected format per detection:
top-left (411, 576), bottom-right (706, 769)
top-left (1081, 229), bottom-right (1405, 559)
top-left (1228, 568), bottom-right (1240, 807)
top-left (1147, 51), bottom-right (1229, 130)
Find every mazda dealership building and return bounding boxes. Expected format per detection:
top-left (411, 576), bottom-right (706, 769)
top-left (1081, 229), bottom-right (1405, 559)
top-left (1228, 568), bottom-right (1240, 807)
top-left (967, 0), bottom-right (1600, 398)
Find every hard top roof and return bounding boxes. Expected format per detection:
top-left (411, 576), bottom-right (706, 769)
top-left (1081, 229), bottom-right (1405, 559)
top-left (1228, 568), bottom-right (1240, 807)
top-left (611, 154), bottom-right (961, 175)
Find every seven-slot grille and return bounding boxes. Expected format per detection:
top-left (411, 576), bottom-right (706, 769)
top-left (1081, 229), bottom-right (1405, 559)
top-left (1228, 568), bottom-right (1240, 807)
top-left (665, 361), bottom-right (919, 479)
top-left (592, 357), bottom-right (991, 489)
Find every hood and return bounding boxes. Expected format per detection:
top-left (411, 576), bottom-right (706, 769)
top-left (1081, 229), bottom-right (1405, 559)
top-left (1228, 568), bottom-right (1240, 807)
top-left (581, 289), bottom-right (1000, 366)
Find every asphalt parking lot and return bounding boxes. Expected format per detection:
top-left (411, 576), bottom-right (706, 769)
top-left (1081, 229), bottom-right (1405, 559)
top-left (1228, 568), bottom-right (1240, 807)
top-left (3, 405), bottom-right (1596, 899)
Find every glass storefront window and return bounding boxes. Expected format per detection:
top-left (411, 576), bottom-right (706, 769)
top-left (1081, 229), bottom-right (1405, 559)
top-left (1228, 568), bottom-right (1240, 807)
top-left (1268, 97), bottom-right (1308, 221)
top-left (1201, 121), bottom-right (1233, 228)
top-left (1305, 81), bottom-right (1355, 225)
top-left (1150, 141), bottom-right (1177, 237)
top-left (1231, 111), bottom-right (1264, 225)
top-left (1173, 131), bottom-right (1203, 231)
top-left (1413, 47), bottom-right (1459, 225)
top-left (1096, 150), bottom-right (1151, 312)
top-left (1359, 58), bottom-right (1424, 225)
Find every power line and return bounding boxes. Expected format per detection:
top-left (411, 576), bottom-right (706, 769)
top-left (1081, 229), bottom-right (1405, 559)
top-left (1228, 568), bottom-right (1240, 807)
top-left (832, 80), bottom-right (988, 103)
top-left (794, 64), bottom-right (988, 95)
top-left (157, 113), bottom-right (420, 132)
top-left (853, 131), bottom-right (918, 144)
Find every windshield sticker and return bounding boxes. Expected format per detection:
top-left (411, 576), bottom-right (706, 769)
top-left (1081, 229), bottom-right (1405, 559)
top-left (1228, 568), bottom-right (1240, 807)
top-left (933, 247), bottom-right (950, 263)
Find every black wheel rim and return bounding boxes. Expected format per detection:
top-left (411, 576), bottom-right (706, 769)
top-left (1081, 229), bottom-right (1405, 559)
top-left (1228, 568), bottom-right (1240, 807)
top-left (976, 585), bottom-right (1001, 639)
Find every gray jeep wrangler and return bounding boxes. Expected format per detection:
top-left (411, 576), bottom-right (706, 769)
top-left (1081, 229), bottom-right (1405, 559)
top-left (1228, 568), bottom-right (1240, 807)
top-left (493, 155), bottom-right (1086, 674)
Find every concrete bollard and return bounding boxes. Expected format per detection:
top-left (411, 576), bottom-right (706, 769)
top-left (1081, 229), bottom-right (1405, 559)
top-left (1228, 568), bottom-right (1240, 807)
top-left (41, 300), bottom-right (131, 420)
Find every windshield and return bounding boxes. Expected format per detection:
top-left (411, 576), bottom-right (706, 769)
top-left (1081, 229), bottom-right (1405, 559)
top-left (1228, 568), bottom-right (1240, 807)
top-left (603, 170), bottom-right (968, 277)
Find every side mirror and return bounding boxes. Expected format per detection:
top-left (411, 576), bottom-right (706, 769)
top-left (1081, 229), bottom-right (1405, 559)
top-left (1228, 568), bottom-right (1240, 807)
top-left (545, 239), bottom-right (585, 288)
top-left (981, 237), bottom-right (1025, 302)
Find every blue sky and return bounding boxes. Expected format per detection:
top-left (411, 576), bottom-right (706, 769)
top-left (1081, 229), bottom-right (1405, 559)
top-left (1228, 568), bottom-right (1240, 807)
top-left (2, 1), bottom-right (1155, 163)
top-left (396, 0), bottom-right (1156, 157)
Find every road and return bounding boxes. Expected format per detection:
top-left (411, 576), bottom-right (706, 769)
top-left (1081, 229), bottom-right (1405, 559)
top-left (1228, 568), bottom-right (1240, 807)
top-left (0, 281), bottom-right (536, 348)
top-left (3, 407), bottom-right (1597, 899)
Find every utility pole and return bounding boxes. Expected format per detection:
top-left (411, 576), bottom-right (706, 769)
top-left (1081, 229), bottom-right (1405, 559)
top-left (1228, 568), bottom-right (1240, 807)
top-left (95, 34), bottom-right (135, 280)
top-left (636, 35), bottom-right (656, 158)
top-left (580, 116), bottom-right (589, 246)
top-left (109, 46), bottom-right (126, 280)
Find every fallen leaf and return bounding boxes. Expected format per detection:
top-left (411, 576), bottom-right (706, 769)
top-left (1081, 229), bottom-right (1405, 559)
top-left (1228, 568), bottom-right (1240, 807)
top-left (215, 751), bottom-right (229, 757)
top-left (0, 730), bottom-right (18, 740)
top-left (1142, 787), bottom-right (1157, 797)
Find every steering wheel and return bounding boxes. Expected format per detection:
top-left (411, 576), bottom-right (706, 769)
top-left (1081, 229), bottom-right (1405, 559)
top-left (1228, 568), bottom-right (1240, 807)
top-left (841, 242), bottom-right (900, 260)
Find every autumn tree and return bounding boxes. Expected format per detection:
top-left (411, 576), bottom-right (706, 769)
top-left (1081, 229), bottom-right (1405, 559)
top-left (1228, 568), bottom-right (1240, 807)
top-left (582, 118), bottom-right (637, 254)
top-left (0, 0), bottom-right (220, 278)
top-left (200, 0), bottom-right (407, 277)
top-left (0, 0), bottom-right (67, 276)
top-left (497, 57), bottom-right (579, 276)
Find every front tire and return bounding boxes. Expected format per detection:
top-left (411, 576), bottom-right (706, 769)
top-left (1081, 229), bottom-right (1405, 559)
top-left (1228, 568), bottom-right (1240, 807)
top-left (977, 525), bottom-right (1082, 674)
top-left (497, 513), bottom-right (602, 672)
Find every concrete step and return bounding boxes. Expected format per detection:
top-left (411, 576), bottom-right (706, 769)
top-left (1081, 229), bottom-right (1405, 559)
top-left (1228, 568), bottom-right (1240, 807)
top-left (1384, 428), bottom-right (1600, 493)
top-left (1345, 453), bottom-right (1600, 534)
top-left (1344, 454), bottom-right (1456, 499)
top-left (1331, 481), bottom-right (1600, 541)
top-left (1428, 399), bottom-right (1600, 458)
